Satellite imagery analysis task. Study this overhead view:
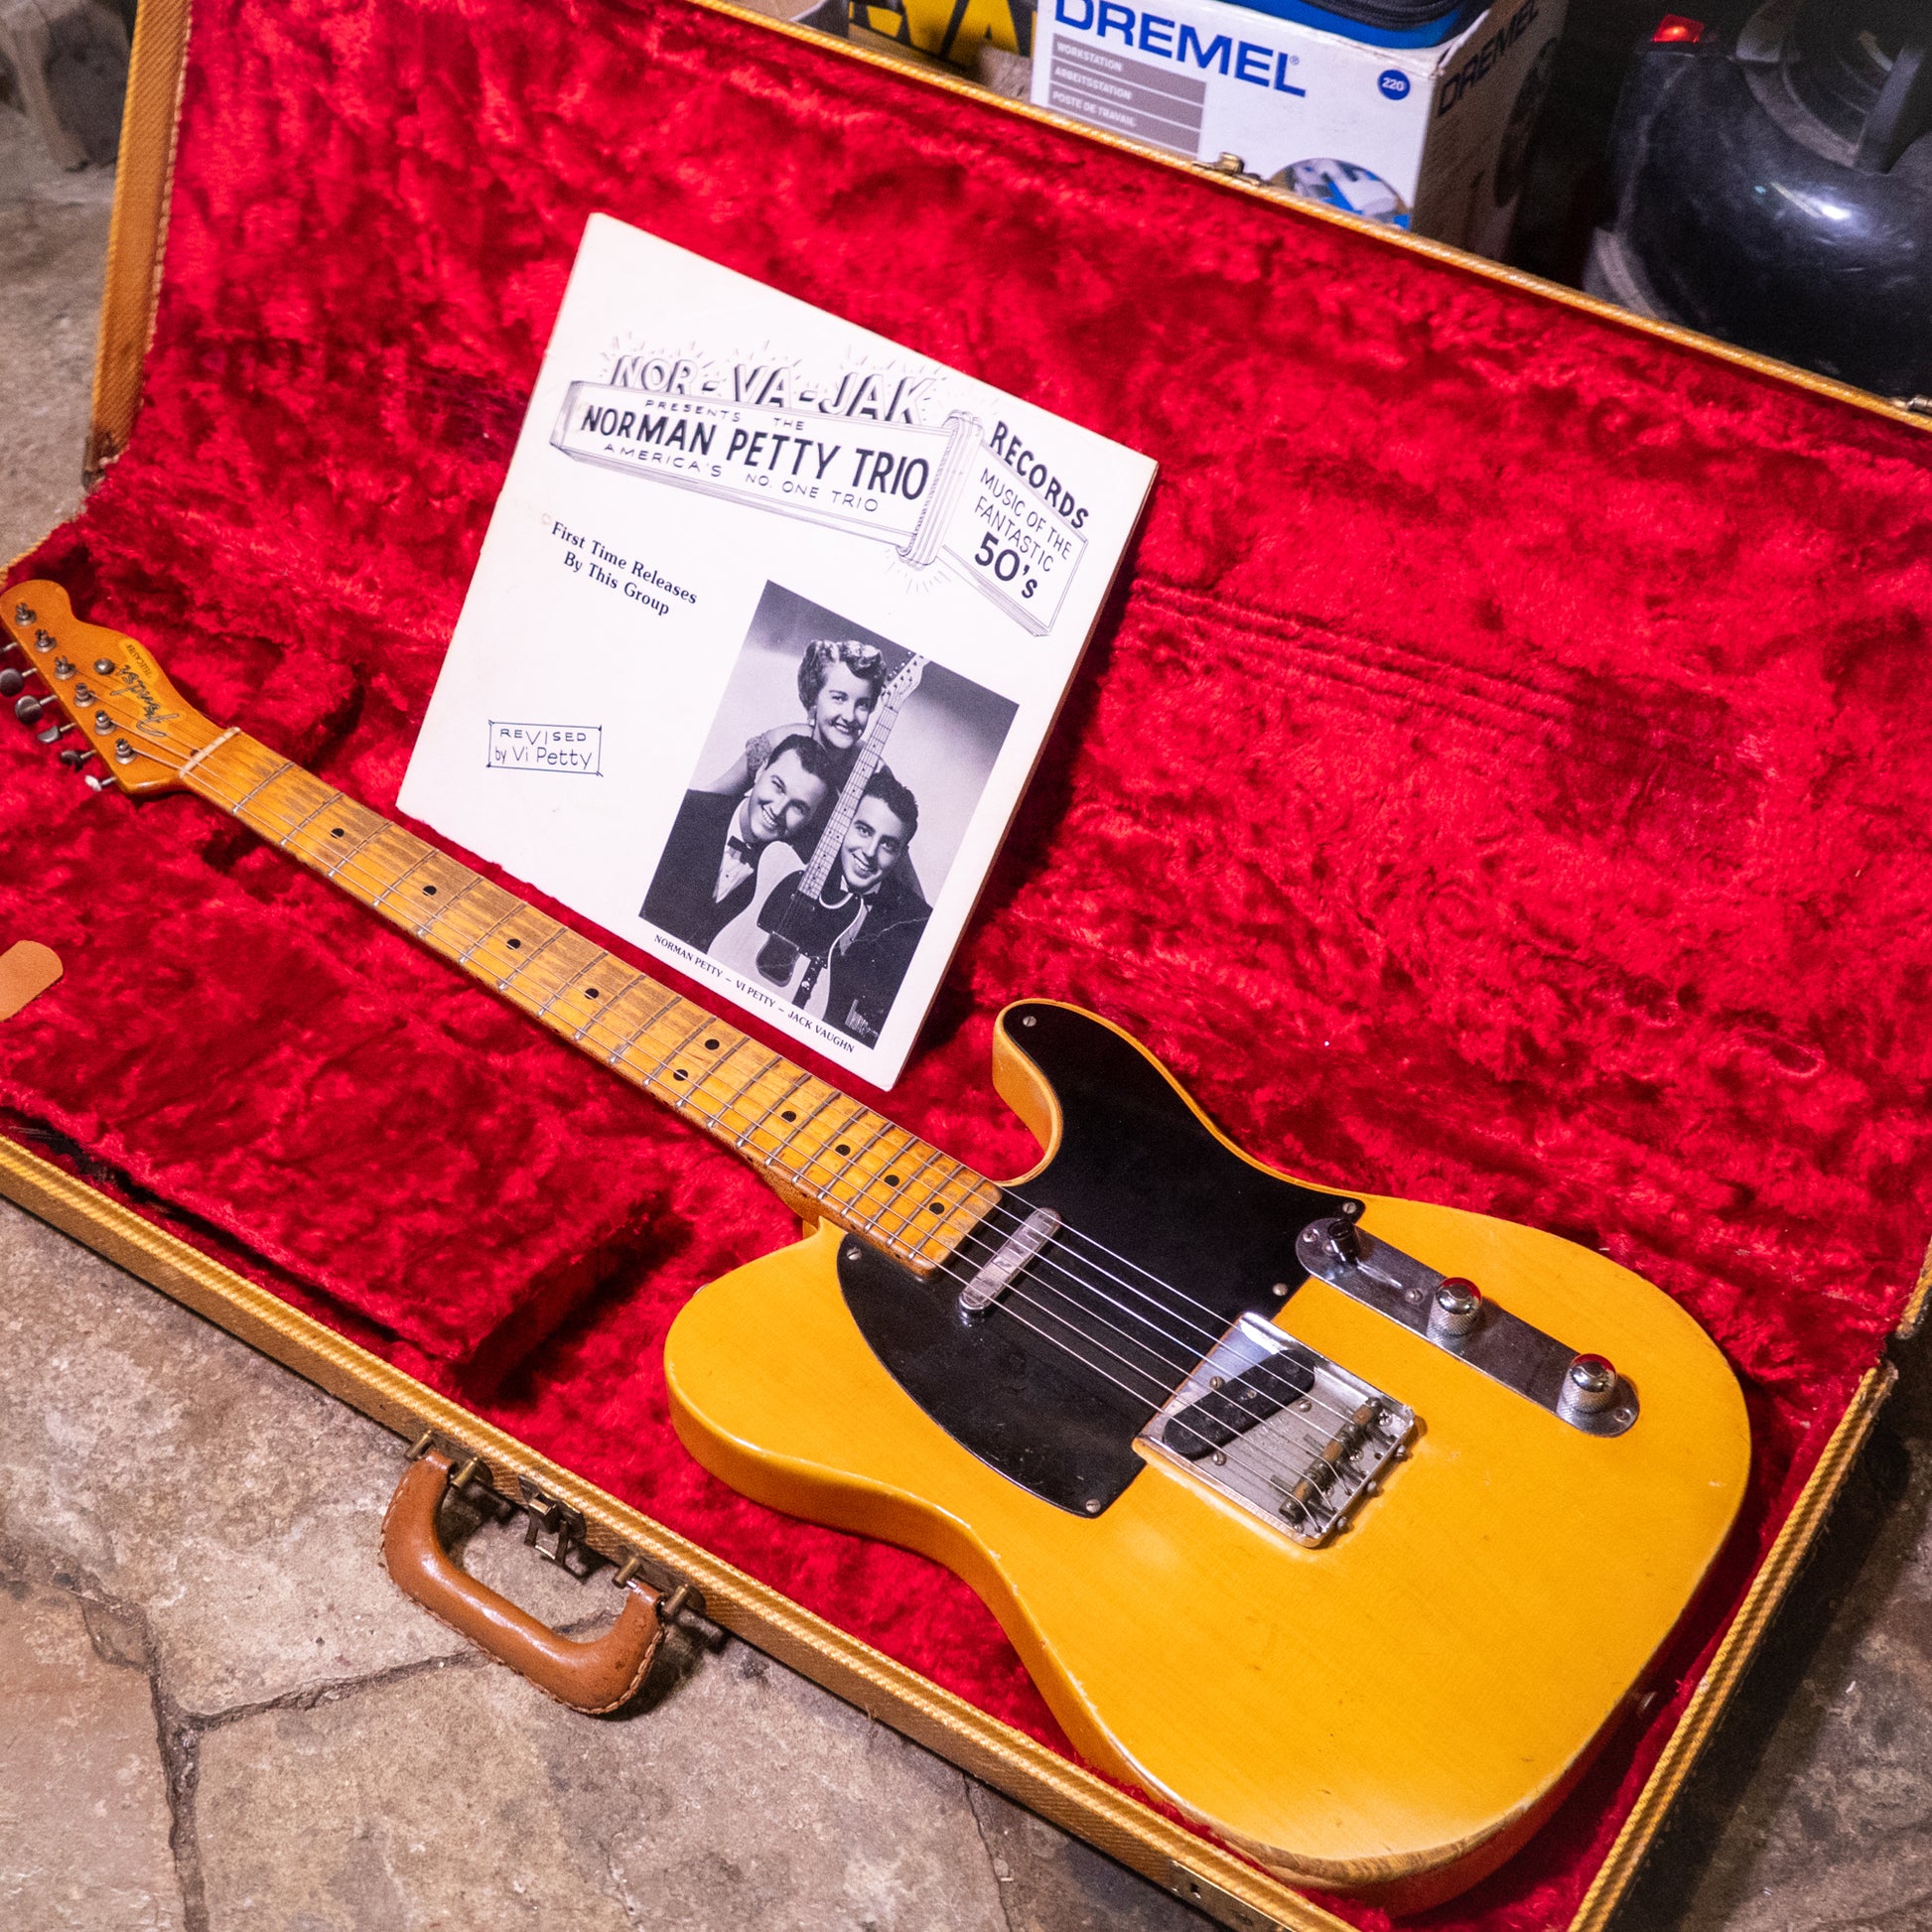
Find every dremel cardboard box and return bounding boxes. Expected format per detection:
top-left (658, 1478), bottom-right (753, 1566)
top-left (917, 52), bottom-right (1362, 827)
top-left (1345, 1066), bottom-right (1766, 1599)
top-left (1031, 0), bottom-right (1564, 254)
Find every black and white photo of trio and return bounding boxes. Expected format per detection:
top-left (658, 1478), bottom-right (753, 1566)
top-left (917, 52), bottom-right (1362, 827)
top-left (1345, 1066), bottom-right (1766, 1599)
top-left (643, 582), bottom-right (1018, 1047)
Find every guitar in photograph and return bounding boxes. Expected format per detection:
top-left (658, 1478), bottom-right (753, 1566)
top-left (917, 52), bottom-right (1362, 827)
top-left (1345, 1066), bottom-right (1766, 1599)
top-left (709, 652), bottom-right (926, 1019)
top-left (2, 583), bottom-right (1750, 1910)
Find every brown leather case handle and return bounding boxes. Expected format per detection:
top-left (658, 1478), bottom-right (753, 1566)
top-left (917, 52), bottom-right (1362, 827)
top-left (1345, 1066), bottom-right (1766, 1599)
top-left (382, 1449), bottom-right (665, 1714)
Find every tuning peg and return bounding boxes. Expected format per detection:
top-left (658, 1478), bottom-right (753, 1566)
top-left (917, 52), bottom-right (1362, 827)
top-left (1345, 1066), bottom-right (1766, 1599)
top-left (0, 667), bottom-right (30, 697)
top-left (14, 693), bottom-right (48, 725)
top-left (36, 719), bottom-right (70, 745)
top-left (59, 746), bottom-right (97, 770)
top-left (83, 772), bottom-right (112, 795)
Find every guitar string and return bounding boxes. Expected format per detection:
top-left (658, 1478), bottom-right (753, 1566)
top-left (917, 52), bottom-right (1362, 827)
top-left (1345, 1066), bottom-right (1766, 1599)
top-left (78, 719), bottom-right (1368, 1457)
top-left (905, 1218), bottom-right (1363, 1444)
top-left (81, 723), bottom-right (1371, 1459)
top-left (112, 727), bottom-right (1371, 1452)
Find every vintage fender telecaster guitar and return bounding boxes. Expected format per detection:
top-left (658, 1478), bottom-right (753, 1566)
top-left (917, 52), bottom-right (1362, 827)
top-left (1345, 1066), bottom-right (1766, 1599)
top-left (709, 652), bottom-right (926, 1016)
top-left (1, 584), bottom-right (1750, 1911)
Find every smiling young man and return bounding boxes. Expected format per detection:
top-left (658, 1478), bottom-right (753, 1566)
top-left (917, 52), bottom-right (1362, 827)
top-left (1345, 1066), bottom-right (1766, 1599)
top-left (819, 767), bottom-right (929, 1046)
top-left (643, 735), bottom-right (835, 951)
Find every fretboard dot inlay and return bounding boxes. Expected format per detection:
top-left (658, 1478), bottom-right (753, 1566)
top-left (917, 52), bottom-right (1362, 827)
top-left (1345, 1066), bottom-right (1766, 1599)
top-left (330, 828), bottom-right (345, 839)
top-left (506, 938), bottom-right (521, 949)
top-left (704, 1038), bottom-right (720, 1050)
top-left (780, 1111), bottom-right (797, 1123)
top-left (835, 1143), bottom-right (852, 1157)
top-left (421, 884), bottom-right (436, 896)
top-left (673, 1069), bottom-right (688, 1081)
top-left (585, 988), bottom-right (599, 999)
top-left (928, 1200), bottom-right (945, 1212)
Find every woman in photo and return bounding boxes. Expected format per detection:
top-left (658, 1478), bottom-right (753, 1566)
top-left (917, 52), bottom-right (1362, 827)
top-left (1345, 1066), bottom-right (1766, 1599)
top-left (703, 636), bottom-right (887, 799)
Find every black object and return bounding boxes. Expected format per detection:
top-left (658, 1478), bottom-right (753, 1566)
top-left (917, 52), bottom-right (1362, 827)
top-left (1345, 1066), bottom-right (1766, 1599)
top-left (1587, 2), bottom-right (1932, 399)
top-left (1162, 1352), bottom-right (1316, 1460)
top-left (837, 1002), bottom-right (1344, 1516)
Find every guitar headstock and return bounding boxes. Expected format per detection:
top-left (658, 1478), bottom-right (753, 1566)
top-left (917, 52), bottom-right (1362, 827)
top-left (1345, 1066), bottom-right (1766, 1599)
top-left (883, 654), bottom-right (926, 706)
top-left (2, 581), bottom-right (219, 797)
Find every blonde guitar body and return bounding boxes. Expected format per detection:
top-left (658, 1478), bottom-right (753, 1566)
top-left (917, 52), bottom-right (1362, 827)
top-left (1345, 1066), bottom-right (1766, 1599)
top-left (667, 1002), bottom-right (1751, 1909)
top-left (0, 587), bottom-right (1751, 1915)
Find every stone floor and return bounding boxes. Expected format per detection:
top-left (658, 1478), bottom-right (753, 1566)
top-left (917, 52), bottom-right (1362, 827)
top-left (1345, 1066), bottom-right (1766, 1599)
top-left (0, 100), bottom-right (111, 556)
top-left (5, 82), bottom-right (1932, 1932)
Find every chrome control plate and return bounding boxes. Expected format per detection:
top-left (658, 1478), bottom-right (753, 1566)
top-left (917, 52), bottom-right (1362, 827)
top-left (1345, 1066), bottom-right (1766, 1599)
top-left (1295, 1218), bottom-right (1639, 1436)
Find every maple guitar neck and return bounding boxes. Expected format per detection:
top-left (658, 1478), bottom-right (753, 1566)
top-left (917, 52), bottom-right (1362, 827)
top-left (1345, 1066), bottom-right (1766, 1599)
top-left (180, 729), bottom-right (997, 1270)
top-left (0, 572), bottom-right (1002, 1279)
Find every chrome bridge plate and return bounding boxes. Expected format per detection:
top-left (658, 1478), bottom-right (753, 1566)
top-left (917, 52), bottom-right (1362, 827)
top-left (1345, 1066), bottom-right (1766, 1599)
top-left (1135, 1313), bottom-right (1416, 1548)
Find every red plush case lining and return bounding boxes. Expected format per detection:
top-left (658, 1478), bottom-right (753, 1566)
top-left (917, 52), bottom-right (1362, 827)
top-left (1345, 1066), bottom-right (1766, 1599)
top-left (6, 0), bottom-right (1931, 1923)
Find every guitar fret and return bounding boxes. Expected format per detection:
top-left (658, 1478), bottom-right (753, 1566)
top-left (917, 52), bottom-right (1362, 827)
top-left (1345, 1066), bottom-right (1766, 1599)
top-left (606, 986), bottom-right (681, 1066)
top-left (538, 950), bottom-right (610, 1021)
top-left (862, 1142), bottom-right (945, 1238)
top-left (276, 788), bottom-right (343, 850)
top-left (346, 829), bottom-right (430, 906)
top-left (642, 1013), bottom-right (715, 1089)
top-left (456, 903), bottom-right (519, 965)
top-left (497, 923), bottom-right (565, 992)
top-left (817, 1121), bottom-right (897, 1204)
top-left (372, 850), bottom-right (435, 907)
top-left (710, 1050), bottom-right (782, 1131)
top-left (228, 759), bottom-right (298, 817)
top-left (795, 1103), bottom-right (879, 1192)
top-left (842, 1126), bottom-right (922, 1222)
top-left (739, 1068), bottom-right (812, 1150)
top-left (416, 871), bottom-right (483, 937)
top-left (762, 1084), bottom-right (842, 1170)
top-left (570, 965), bottom-right (639, 1041)
top-left (907, 1160), bottom-right (980, 1252)
top-left (780, 1095), bottom-right (860, 1183)
top-left (323, 816), bottom-right (389, 880)
top-left (685, 1038), bottom-right (760, 1125)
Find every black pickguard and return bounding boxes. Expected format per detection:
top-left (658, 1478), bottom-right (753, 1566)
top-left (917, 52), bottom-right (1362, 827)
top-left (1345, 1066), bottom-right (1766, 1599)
top-left (837, 1003), bottom-right (1348, 1515)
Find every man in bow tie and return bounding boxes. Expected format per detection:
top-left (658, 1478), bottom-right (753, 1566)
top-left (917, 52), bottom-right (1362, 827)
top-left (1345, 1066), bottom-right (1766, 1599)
top-left (643, 735), bottom-right (834, 952)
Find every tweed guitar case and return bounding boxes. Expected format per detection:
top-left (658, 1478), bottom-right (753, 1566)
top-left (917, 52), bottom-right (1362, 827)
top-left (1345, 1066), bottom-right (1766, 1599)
top-left (3, 0), bottom-right (1929, 1927)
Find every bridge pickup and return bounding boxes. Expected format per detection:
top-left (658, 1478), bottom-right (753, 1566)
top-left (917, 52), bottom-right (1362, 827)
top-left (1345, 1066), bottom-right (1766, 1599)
top-left (1159, 1351), bottom-right (1315, 1458)
top-left (956, 1207), bottom-right (1060, 1314)
top-left (1137, 1313), bottom-right (1417, 1549)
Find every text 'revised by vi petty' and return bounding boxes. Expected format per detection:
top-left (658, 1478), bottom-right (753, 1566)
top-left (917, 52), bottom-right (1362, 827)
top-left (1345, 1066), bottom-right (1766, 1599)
top-left (488, 722), bottom-right (604, 774)
top-left (552, 519), bottom-right (698, 618)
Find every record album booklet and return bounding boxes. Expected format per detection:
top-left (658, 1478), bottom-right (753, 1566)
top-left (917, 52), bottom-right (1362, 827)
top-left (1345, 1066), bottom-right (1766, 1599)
top-left (401, 213), bottom-right (1157, 1086)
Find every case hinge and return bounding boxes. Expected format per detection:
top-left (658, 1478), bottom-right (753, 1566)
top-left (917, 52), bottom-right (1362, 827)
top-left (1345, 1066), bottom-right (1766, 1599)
top-left (1167, 1861), bottom-right (1288, 1932)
